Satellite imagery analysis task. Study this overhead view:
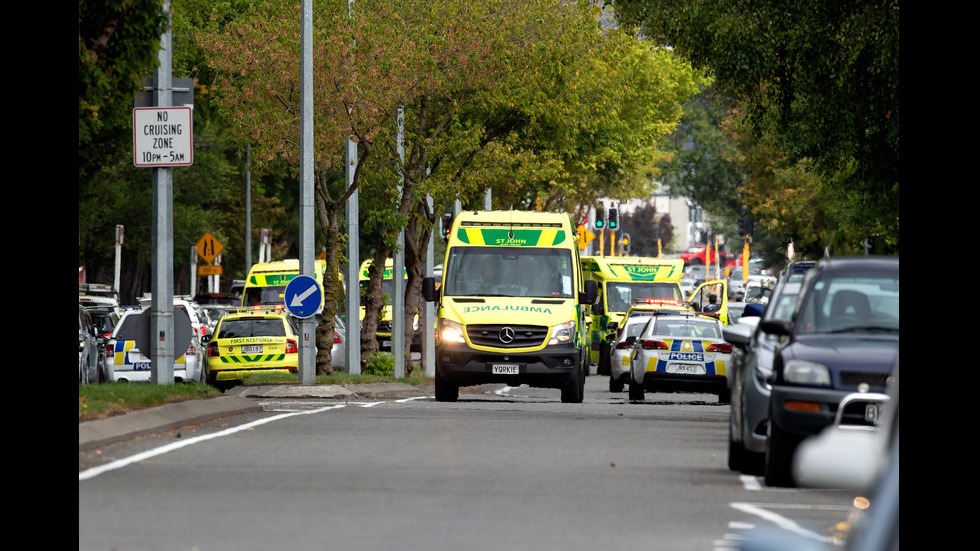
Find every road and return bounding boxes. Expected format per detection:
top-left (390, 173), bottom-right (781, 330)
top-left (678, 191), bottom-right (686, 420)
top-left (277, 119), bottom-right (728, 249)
top-left (79, 376), bottom-right (861, 551)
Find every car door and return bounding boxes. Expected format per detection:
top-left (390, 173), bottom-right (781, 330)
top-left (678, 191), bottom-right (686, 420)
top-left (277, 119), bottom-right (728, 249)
top-left (689, 279), bottom-right (729, 325)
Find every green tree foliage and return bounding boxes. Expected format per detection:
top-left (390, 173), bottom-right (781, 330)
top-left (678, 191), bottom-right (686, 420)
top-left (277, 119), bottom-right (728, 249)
top-left (612, 0), bottom-right (899, 253)
top-left (79, 0), bottom-right (168, 178)
top-left (199, 0), bottom-right (705, 371)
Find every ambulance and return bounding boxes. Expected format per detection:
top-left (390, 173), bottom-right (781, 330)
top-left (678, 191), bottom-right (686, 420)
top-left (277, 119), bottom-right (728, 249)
top-left (422, 210), bottom-right (597, 403)
top-left (241, 259), bottom-right (328, 316)
top-left (582, 256), bottom-right (728, 376)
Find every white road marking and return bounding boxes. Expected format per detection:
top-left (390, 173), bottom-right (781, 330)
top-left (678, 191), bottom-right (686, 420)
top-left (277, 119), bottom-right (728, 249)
top-left (79, 404), bottom-right (348, 481)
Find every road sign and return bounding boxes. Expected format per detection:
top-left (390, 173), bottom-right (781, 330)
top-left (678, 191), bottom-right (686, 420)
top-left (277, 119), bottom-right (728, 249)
top-left (196, 232), bottom-right (224, 263)
top-left (577, 224), bottom-right (595, 249)
top-left (133, 107), bottom-right (194, 167)
top-left (284, 275), bottom-right (323, 319)
top-left (198, 265), bottom-right (223, 276)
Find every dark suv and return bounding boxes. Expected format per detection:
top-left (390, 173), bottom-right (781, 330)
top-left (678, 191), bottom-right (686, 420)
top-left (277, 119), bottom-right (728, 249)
top-left (759, 256), bottom-right (899, 486)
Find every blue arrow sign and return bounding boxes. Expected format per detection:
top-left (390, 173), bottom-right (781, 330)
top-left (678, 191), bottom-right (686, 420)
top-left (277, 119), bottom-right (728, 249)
top-left (284, 275), bottom-right (323, 319)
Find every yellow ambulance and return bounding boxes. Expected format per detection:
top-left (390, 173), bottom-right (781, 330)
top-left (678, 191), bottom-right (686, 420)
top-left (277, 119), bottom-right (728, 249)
top-left (422, 210), bottom-right (597, 403)
top-left (241, 259), bottom-right (327, 316)
top-left (581, 256), bottom-right (687, 375)
top-left (358, 258), bottom-right (420, 352)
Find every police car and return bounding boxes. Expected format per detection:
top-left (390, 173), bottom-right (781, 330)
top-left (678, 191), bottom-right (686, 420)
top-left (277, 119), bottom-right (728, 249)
top-left (102, 309), bottom-right (201, 383)
top-left (607, 300), bottom-right (694, 393)
top-left (203, 309), bottom-right (299, 389)
top-left (627, 313), bottom-right (732, 403)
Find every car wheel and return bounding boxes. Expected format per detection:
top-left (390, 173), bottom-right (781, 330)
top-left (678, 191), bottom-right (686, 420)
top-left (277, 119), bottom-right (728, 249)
top-left (628, 374), bottom-right (644, 402)
top-left (597, 343), bottom-right (611, 376)
top-left (434, 371), bottom-right (458, 402)
top-left (728, 431), bottom-right (743, 472)
top-left (764, 420), bottom-right (796, 487)
top-left (609, 376), bottom-right (624, 393)
top-left (718, 387), bottom-right (731, 404)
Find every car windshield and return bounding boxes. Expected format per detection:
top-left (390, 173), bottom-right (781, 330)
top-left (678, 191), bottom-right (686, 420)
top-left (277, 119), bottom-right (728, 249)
top-left (796, 271), bottom-right (899, 334)
top-left (219, 319), bottom-right (287, 338)
top-left (605, 282), bottom-right (682, 313)
top-left (652, 318), bottom-right (721, 339)
top-left (244, 285), bottom-right (287, 306)
top-left (442, 247), bottom-right (575, 298)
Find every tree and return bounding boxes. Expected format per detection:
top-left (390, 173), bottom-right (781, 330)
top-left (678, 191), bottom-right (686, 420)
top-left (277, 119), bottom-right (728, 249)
top-left (199, 0), bottom-right (706, 372)
top-left (79, 0), bottom-right (169, 179)
top-left (612, 0), bottom-right (899, 253)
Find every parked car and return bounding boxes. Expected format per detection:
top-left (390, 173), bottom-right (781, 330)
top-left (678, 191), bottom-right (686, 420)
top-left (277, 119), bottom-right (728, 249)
top-left (627, 313), bottom-right (732, 402)
top-left (723, 271), bottom-right (811, 475)
top-left (204, 309), bottom-right (300, 389)
top-left (331, 315), bottom-right (346, 370)
top-left (759, 256), bottom-right (899, 487)
top-left (103, 309), bottom-right (201, 383)
top-left (79, 307), bottom-right (100, 384)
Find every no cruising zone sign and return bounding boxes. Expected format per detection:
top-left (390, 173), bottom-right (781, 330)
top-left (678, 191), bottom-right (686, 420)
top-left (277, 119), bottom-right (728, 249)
top-left (133, 107), bottom-right (194, 167)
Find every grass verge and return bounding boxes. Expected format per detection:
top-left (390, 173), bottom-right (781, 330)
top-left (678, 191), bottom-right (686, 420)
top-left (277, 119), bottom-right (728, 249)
top-left (79, 369), bottom-right (433, 422)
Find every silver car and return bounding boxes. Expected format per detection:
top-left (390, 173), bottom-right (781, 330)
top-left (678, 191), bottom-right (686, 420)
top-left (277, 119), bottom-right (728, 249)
top-left (723, 275), bottom-right (807, 475)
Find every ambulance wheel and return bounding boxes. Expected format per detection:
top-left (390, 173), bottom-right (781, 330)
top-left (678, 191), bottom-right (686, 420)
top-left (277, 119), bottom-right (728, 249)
top-left (434, 371), bottom-right (458, 402)
top-left (561, 365), bottom-right (584, 403)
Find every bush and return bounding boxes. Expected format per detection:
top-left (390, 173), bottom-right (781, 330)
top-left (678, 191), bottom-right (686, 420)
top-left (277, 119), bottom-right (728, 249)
top-left (364, 352), bottom-right (394, 376)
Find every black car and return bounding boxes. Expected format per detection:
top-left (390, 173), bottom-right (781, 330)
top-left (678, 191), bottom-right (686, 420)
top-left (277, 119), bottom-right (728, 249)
top-left (759, 256), bottom-right (898, 487)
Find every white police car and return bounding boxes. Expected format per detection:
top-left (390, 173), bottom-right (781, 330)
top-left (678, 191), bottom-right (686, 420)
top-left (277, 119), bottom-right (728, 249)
top-left (102, 309), bottom-right (202, 383)
top-left (628, 313), bottom-right (732, 402)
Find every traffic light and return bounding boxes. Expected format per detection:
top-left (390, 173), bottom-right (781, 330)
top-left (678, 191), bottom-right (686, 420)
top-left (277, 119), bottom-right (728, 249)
top-left (441, 213), bottom-right (453, 240)
top-left (594, 207), bottom-right (605, 230)
top-left (622, 233), bottom-right (631, 254)
top-left (608, 207), bottom-right (619, 230)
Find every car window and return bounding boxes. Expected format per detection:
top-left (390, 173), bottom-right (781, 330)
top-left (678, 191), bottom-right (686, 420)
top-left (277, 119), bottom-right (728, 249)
top-left (653, 319), bottom-right (721, 339)
top-left (796, 272), bottom-right (899, 334)
top-left (219, 319), bottom-right (287, 338)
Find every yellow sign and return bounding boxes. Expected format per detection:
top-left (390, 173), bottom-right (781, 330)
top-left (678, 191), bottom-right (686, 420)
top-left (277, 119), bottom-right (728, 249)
top-left (198, 265), bottom-right (223, 276)
top-left (196, 232), bottom-right (224, 263)
top-left (576, 225), bottom-right (595, 250)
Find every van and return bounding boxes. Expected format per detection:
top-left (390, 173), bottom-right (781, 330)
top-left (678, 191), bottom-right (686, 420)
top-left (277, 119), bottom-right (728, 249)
top-left (581, 256), bottom-right (686, 375)
top-left (422, 210), bottom-right (597, 403)
top-left (241, 259), bottom-right (327, 316)
top-left (359, 258), bottom-right (420, 352)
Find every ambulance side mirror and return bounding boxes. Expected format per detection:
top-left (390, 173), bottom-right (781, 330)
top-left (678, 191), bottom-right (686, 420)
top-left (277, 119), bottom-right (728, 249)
top-left (422, 277), bottom-right (439, 302)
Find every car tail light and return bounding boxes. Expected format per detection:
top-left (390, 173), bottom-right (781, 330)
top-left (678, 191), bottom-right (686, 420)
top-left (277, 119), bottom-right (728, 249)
top-left (105, 344), bottom-right (115, 358)
top-left (707, 343), bottom-right (732, 354)
top-left (615, 341), bottom-right (634, 350)
top-left (640, 339), bottom-right (668, 350)
top-left (286, 339), bottom-right (298, 354)
top-left (208, 341), bottom-right (219, 357)
top-left (187, 342), bottom-right (197, 355)
top-left (333, 332), bottom-right (341, 344)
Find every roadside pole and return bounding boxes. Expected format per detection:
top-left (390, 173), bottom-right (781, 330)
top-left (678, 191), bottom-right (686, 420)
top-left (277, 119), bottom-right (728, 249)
top-left (297, 0), bottom-right (316, 384)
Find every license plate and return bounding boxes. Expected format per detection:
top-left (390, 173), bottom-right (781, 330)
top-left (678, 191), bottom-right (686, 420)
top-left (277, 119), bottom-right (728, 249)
top-left (864, 404), bottom-right (880, 425)
top-left (667, 363), bottom-right (704, 374)
top-left (382, 340), bottom-right (391, 349)
top-left (241, 345), bottom-right (263, 354)
top-left (491, 363), bottom-right (520, 375)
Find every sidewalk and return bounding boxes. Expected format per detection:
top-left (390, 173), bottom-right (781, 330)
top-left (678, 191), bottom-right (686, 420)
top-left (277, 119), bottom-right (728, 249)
top-left (79, 383), bottom-right (428, 451)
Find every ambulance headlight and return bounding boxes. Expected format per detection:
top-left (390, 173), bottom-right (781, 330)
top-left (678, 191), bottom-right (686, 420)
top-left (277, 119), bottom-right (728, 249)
top-left (438, 319), bottom-right (465, 345)
top-left (549, 321), bottom-right (575, 345)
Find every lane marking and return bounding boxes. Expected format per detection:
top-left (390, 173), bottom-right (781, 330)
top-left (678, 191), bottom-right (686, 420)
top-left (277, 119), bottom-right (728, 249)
top-left (79, 404), bottom-right (347, 481)
top-left (729, 502), bottom-right (842, 546)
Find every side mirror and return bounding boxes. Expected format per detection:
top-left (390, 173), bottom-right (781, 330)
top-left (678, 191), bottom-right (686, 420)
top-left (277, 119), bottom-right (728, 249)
top-left (200, 334), bottom-right (212, 345)
top-left (422, 277), bottom-right (439, 302)
top-left (760, 319), bottom-right (792, 336)
top-left (580, 279), bottom-right (598, 306)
